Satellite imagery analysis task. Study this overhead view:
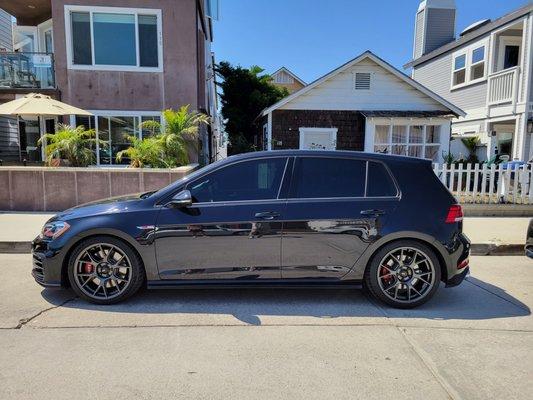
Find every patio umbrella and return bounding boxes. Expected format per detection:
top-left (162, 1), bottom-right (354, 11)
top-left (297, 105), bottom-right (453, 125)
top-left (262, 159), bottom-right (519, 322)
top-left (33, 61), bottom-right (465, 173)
top-left (0, 92), bottom-right (92, 116)
top-left (0, 93), bottom-right (93, 163)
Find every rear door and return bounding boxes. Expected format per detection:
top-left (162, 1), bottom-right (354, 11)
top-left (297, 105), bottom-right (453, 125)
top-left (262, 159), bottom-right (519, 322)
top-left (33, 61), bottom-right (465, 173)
top-left (281, 156), bottom-right (399, 280)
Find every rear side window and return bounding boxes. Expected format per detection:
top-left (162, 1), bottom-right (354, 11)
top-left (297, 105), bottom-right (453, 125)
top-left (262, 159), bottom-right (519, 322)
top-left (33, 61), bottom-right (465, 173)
top-left (188, 157), bottom-right (287, 202)
top-left (366, 162), bottom-right (397, 197)
top-left (290, 157), bottom-right (366, 199)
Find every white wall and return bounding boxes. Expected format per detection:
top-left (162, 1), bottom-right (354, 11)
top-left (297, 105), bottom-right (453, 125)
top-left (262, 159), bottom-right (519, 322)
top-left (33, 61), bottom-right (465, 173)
top-left (281, 59), bottom-right (449, 112)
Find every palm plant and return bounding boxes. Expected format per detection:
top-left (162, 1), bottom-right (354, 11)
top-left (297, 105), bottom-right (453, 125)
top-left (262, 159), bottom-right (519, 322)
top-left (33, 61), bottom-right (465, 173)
top-left (39, 124), bottom-right (103, 167)
top-left (461, 136), bottom-right (480, 163)
top-left (116, 136), bottom-right (165, 168)
top-left (140, 105), bottom-right (210, 167)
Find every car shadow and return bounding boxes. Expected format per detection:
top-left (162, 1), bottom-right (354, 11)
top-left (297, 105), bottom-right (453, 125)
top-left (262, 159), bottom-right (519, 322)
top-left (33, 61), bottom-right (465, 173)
top-left (40, 276), bottom-right (530, 326)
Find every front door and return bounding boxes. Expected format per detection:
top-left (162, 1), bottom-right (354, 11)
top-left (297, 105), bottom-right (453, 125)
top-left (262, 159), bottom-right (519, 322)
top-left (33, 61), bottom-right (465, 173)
top-left (281, 156), bottom-right (399, 280)
top-left (299, 128), bottom-right (337, 150)
top-left (154, 157), bottom-right (289, 280)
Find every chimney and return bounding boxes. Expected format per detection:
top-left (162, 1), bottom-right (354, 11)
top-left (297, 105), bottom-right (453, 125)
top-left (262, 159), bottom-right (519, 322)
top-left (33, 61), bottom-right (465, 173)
top-left (413, 0), bottom-right (456, 59)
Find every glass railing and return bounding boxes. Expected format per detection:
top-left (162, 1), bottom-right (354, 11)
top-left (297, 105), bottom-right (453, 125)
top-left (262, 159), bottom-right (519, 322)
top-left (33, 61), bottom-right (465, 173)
top-left (0, 52), bottom-right (55, 89)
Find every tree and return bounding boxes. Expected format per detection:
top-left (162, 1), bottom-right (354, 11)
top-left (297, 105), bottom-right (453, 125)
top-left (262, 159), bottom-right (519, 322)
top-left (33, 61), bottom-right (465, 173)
top-left (215, 62), bottom-right (288, 154)
top-left (39, 124), bottom-right (104, 167)
top-left (140, 105), bottom-right (210, 167)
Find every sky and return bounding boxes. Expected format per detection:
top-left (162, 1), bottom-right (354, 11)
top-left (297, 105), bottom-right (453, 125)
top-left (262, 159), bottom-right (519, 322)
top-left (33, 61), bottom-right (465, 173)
top-left (212, 0), bottom-right (530, 83)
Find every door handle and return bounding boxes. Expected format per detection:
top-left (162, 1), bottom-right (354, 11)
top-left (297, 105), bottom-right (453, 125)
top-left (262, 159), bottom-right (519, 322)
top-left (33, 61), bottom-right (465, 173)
top-left (254, 211), bottom-right (280, 220)
top-left (360, 209), bottom-right (385, 216)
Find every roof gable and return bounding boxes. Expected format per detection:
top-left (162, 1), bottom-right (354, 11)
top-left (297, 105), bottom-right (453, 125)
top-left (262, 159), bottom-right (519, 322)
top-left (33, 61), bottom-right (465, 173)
top-left (271, 67), bottom-right (306, 86)
top-left (261, 51), bottom-right (464, 117)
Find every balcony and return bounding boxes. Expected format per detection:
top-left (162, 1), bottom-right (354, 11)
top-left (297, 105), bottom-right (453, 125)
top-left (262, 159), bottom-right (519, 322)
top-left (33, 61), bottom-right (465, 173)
top-left (487, 66), bottom-right (519, 106)
top-left (0, 52), bottom-right (55, 91)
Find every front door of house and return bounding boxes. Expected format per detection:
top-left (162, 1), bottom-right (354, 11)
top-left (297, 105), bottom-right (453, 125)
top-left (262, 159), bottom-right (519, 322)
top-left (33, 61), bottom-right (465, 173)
top-left (299, 128), bottom-right (337, 150)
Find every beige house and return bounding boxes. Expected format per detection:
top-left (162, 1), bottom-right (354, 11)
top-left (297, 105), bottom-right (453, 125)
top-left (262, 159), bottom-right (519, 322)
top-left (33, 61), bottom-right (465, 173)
top-left (270, 67), bottom-right (306, 94)
top-left (0, 0), bottom-right (222, 165)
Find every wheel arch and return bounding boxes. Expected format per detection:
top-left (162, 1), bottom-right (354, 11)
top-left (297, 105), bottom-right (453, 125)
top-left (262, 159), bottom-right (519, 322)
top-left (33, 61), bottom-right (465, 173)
top-left (60, 229), bottom-right (149, 287)
top-left (355, 232), bottom-right (450, 282)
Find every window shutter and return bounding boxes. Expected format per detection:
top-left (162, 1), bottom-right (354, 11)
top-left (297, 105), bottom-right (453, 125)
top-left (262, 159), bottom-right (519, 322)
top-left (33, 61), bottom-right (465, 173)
top-left (355, 72), bottom-right (371, 90)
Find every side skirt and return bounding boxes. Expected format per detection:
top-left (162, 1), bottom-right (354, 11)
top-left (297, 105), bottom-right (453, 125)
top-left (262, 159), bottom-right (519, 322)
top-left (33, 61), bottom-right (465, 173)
top-left (147, 279), bottom-right (363, 290)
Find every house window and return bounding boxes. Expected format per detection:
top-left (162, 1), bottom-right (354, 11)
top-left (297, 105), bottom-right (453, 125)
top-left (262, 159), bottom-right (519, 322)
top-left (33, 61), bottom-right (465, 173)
top-left (66, 6), bottom-right (162, 71)
top-left (470, 46), bottom-right (485, 80)
top-left (453, 54), bottom-right (466, 86)
top-left (373, 124), bottom-right (441, 161)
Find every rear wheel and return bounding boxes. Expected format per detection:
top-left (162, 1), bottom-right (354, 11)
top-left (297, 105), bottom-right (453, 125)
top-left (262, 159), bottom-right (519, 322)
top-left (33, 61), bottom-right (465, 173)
top-left (364, 240), bottom-right (441, 308)
top-left (67, 236), bottom-right (145, 305)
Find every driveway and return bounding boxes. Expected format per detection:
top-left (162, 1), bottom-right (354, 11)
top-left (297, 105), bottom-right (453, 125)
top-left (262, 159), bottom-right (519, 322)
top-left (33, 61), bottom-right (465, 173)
top-left (0, 255), bottom-right (531, 399)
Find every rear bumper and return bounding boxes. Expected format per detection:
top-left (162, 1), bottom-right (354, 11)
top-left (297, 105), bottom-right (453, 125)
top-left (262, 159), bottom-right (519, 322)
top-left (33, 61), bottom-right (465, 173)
top-left (443, 232), bottom-right (470, 287)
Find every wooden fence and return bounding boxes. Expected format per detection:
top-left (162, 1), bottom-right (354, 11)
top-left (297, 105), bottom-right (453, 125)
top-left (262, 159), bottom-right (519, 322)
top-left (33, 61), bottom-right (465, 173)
top-left (433, 163), bottom-right (533, 204)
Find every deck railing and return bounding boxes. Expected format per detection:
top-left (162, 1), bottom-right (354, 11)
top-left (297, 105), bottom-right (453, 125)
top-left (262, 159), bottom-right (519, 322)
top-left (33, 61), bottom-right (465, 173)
top-left (433, 163), bottom-right (533, 204)
top-left (487, 66), bottom-right (519, 106)
top-left (0, 52), bottom-right (55, 90)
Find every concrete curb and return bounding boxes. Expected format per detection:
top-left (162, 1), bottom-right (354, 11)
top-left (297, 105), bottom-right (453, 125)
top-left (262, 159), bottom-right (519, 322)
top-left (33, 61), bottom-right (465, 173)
top-left (0, 241), bottom-right (525, 256)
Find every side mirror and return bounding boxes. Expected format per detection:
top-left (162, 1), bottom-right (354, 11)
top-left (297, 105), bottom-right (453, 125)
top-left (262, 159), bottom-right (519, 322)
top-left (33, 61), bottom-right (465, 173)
top-left (167, 190), bottom-right (193, 208)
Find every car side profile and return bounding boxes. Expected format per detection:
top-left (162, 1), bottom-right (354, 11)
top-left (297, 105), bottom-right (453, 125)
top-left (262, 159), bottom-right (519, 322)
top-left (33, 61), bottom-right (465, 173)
top-left (32, 150), bottom-right (470, 308)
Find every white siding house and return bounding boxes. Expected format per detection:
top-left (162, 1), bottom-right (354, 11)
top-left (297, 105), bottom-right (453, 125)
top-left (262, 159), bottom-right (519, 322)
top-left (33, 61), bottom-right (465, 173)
top-left (259, 51), bottom-right (464, 163)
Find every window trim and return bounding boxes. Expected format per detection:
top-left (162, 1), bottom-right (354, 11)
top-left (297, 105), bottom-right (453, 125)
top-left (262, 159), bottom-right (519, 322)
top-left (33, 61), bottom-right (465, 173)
top-left (183, 156), bottom-right (290, 205)
top-left (288, 155), bottom-right (400, 201)
top-left (373, 123), bottom-right (441, 161)
top-left (450, 40), bottom-right (488, 90)
top-left (299, 127), bottom-right (338, 150)
top-left (64, 5), bottom-right (163, 72)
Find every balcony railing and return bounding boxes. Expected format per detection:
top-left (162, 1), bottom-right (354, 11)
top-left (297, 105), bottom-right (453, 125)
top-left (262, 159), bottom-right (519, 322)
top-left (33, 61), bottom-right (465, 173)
top-left (0, 52), bottom-right (55, 90)
top-left (487, 66), bottom-right (519, 106)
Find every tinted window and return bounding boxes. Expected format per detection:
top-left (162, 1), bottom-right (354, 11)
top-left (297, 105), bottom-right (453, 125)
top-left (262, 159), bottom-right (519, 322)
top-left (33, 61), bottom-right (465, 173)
top-left (189, 158), bottom-right (287, 203)
top-left (290, 157), bottom-right (366, 199)
top-left (71, 12), bottom-right (92, 65)
top-left (366, 162), bottom-right (397, 197)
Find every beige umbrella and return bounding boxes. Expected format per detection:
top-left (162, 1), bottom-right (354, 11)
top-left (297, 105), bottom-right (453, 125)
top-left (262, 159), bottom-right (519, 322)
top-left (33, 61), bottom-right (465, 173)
top-left (0, 92), bottom-right (93, 116)
top-left (0, 93), bottom-right (93, 162)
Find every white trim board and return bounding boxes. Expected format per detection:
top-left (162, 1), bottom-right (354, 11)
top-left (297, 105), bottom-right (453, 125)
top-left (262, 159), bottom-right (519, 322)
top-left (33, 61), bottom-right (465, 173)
top-left (64, 5), bottom-right (164, 73)
top-left (260, 51), bottom-right (465, 118)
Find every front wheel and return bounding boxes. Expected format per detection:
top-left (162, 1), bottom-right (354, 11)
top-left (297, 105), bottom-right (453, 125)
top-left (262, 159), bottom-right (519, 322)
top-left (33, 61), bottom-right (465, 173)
top-left (67, 236), bottom-right (145, 305)
top-left (364, 240), bottom-right (441, 309)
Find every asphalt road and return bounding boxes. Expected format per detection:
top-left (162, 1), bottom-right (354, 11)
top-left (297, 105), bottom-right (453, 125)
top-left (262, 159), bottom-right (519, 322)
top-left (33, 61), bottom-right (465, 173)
top-left (0, 255), bottom-right (532, 400)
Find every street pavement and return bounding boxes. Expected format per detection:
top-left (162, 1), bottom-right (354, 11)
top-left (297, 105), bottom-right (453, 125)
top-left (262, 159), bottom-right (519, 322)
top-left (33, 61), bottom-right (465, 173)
top-left (0, 254), bottom-right (531, 399)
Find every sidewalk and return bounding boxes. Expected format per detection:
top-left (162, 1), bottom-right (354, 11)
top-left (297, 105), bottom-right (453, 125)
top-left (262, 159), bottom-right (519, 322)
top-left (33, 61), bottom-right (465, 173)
top-left (0, 212), bottom-right (529, 254)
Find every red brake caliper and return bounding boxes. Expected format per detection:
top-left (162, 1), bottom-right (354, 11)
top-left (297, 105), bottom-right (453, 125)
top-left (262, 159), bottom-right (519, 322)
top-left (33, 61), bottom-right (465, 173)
top-left (380, 266), bottom-right (393, 284)
top-left (83, 262), bottom-right (94, 274)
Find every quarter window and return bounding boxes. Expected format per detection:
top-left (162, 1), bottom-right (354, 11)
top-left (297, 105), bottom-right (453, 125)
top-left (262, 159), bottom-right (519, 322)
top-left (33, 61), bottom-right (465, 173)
top-left (68, 7), bottom-right (161, 70)
top-left (290, 157), bottom-right (366, 199)
top-left (189, 158), bottom-right (287, 203)
top-left (366, 162), bottom-right (397, 197)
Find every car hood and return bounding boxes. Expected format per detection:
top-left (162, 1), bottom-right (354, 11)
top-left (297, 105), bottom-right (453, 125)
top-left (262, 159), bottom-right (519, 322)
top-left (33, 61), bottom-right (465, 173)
top-left (51, 193), bottom-right (146, 222)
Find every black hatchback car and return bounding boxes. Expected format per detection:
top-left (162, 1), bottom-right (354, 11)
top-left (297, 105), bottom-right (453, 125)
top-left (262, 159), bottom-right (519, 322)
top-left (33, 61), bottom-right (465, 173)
top-left (32, 150), bottom-right (470, 308)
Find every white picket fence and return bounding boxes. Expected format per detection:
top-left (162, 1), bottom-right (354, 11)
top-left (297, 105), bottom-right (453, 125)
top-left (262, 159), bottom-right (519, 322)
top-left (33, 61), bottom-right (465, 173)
top-left (433, 163), bottom-right (533, 204)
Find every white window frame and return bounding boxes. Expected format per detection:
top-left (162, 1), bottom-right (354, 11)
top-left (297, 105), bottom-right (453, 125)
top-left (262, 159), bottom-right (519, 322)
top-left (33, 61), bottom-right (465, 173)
top-left (372, 122), bottom-right (442, 161)
top-left (64, 5), bottom-right (163, 72)
top-left (299, 127), bottom-right (337, 151)
top-left (450, 39), bottom-right (488, 89)
top-left (71, 110), bottom-right (162, 166)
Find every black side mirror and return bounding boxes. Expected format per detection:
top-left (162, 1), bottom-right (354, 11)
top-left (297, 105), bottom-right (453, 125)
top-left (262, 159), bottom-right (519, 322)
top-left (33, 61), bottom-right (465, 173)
top-left (167, 190), bottom-right (193, 208)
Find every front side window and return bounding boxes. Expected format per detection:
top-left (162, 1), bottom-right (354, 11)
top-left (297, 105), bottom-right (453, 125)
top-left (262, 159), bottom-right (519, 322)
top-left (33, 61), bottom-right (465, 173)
top-left (68, 7), bottom-right (161, 70)
top-left (189, 158), bottom-right (287, 203)
top-left (453, 54), bottom-right (466, 86)
top-left (290, 157), bottom-right (366, 199)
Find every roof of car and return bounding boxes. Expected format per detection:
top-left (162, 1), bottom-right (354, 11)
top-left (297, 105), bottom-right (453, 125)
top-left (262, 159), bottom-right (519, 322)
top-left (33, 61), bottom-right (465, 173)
top-left (224, 150), bottom-right (432, 165)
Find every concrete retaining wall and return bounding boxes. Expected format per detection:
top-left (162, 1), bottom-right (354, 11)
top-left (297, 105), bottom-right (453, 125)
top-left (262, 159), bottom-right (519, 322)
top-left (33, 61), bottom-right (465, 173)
top-left (0, 165), bottom-right (197, 212)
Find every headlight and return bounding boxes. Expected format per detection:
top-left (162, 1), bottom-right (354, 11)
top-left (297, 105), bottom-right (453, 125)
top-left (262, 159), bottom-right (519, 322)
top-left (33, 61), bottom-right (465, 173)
top-left (41, 221), bottom-right (70, 240)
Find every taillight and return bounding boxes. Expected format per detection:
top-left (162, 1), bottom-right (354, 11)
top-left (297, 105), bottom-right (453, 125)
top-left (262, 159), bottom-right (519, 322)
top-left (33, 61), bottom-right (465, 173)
top-left (445, 204), bottom-right (463, 224)
top-left (457, 258), bottom-right (469, 270)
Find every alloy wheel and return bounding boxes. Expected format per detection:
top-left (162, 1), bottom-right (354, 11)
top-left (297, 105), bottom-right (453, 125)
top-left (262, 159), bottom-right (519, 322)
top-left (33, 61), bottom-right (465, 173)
top-left (376, 247), bottom-right (436, 304)
top-left (73, 243), bottom-right (133, 300)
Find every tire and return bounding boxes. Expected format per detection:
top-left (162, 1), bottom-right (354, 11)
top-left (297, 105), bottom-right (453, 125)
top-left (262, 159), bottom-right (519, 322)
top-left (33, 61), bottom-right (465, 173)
top-left (364, 240), bottom-right (441, 309)
top-left (67, 236), bottom-right (145, 305)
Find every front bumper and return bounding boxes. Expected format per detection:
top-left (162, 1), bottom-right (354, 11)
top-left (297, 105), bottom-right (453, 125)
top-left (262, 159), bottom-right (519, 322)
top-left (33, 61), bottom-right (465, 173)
top-left (31, 236), bottom-right (64, 287)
